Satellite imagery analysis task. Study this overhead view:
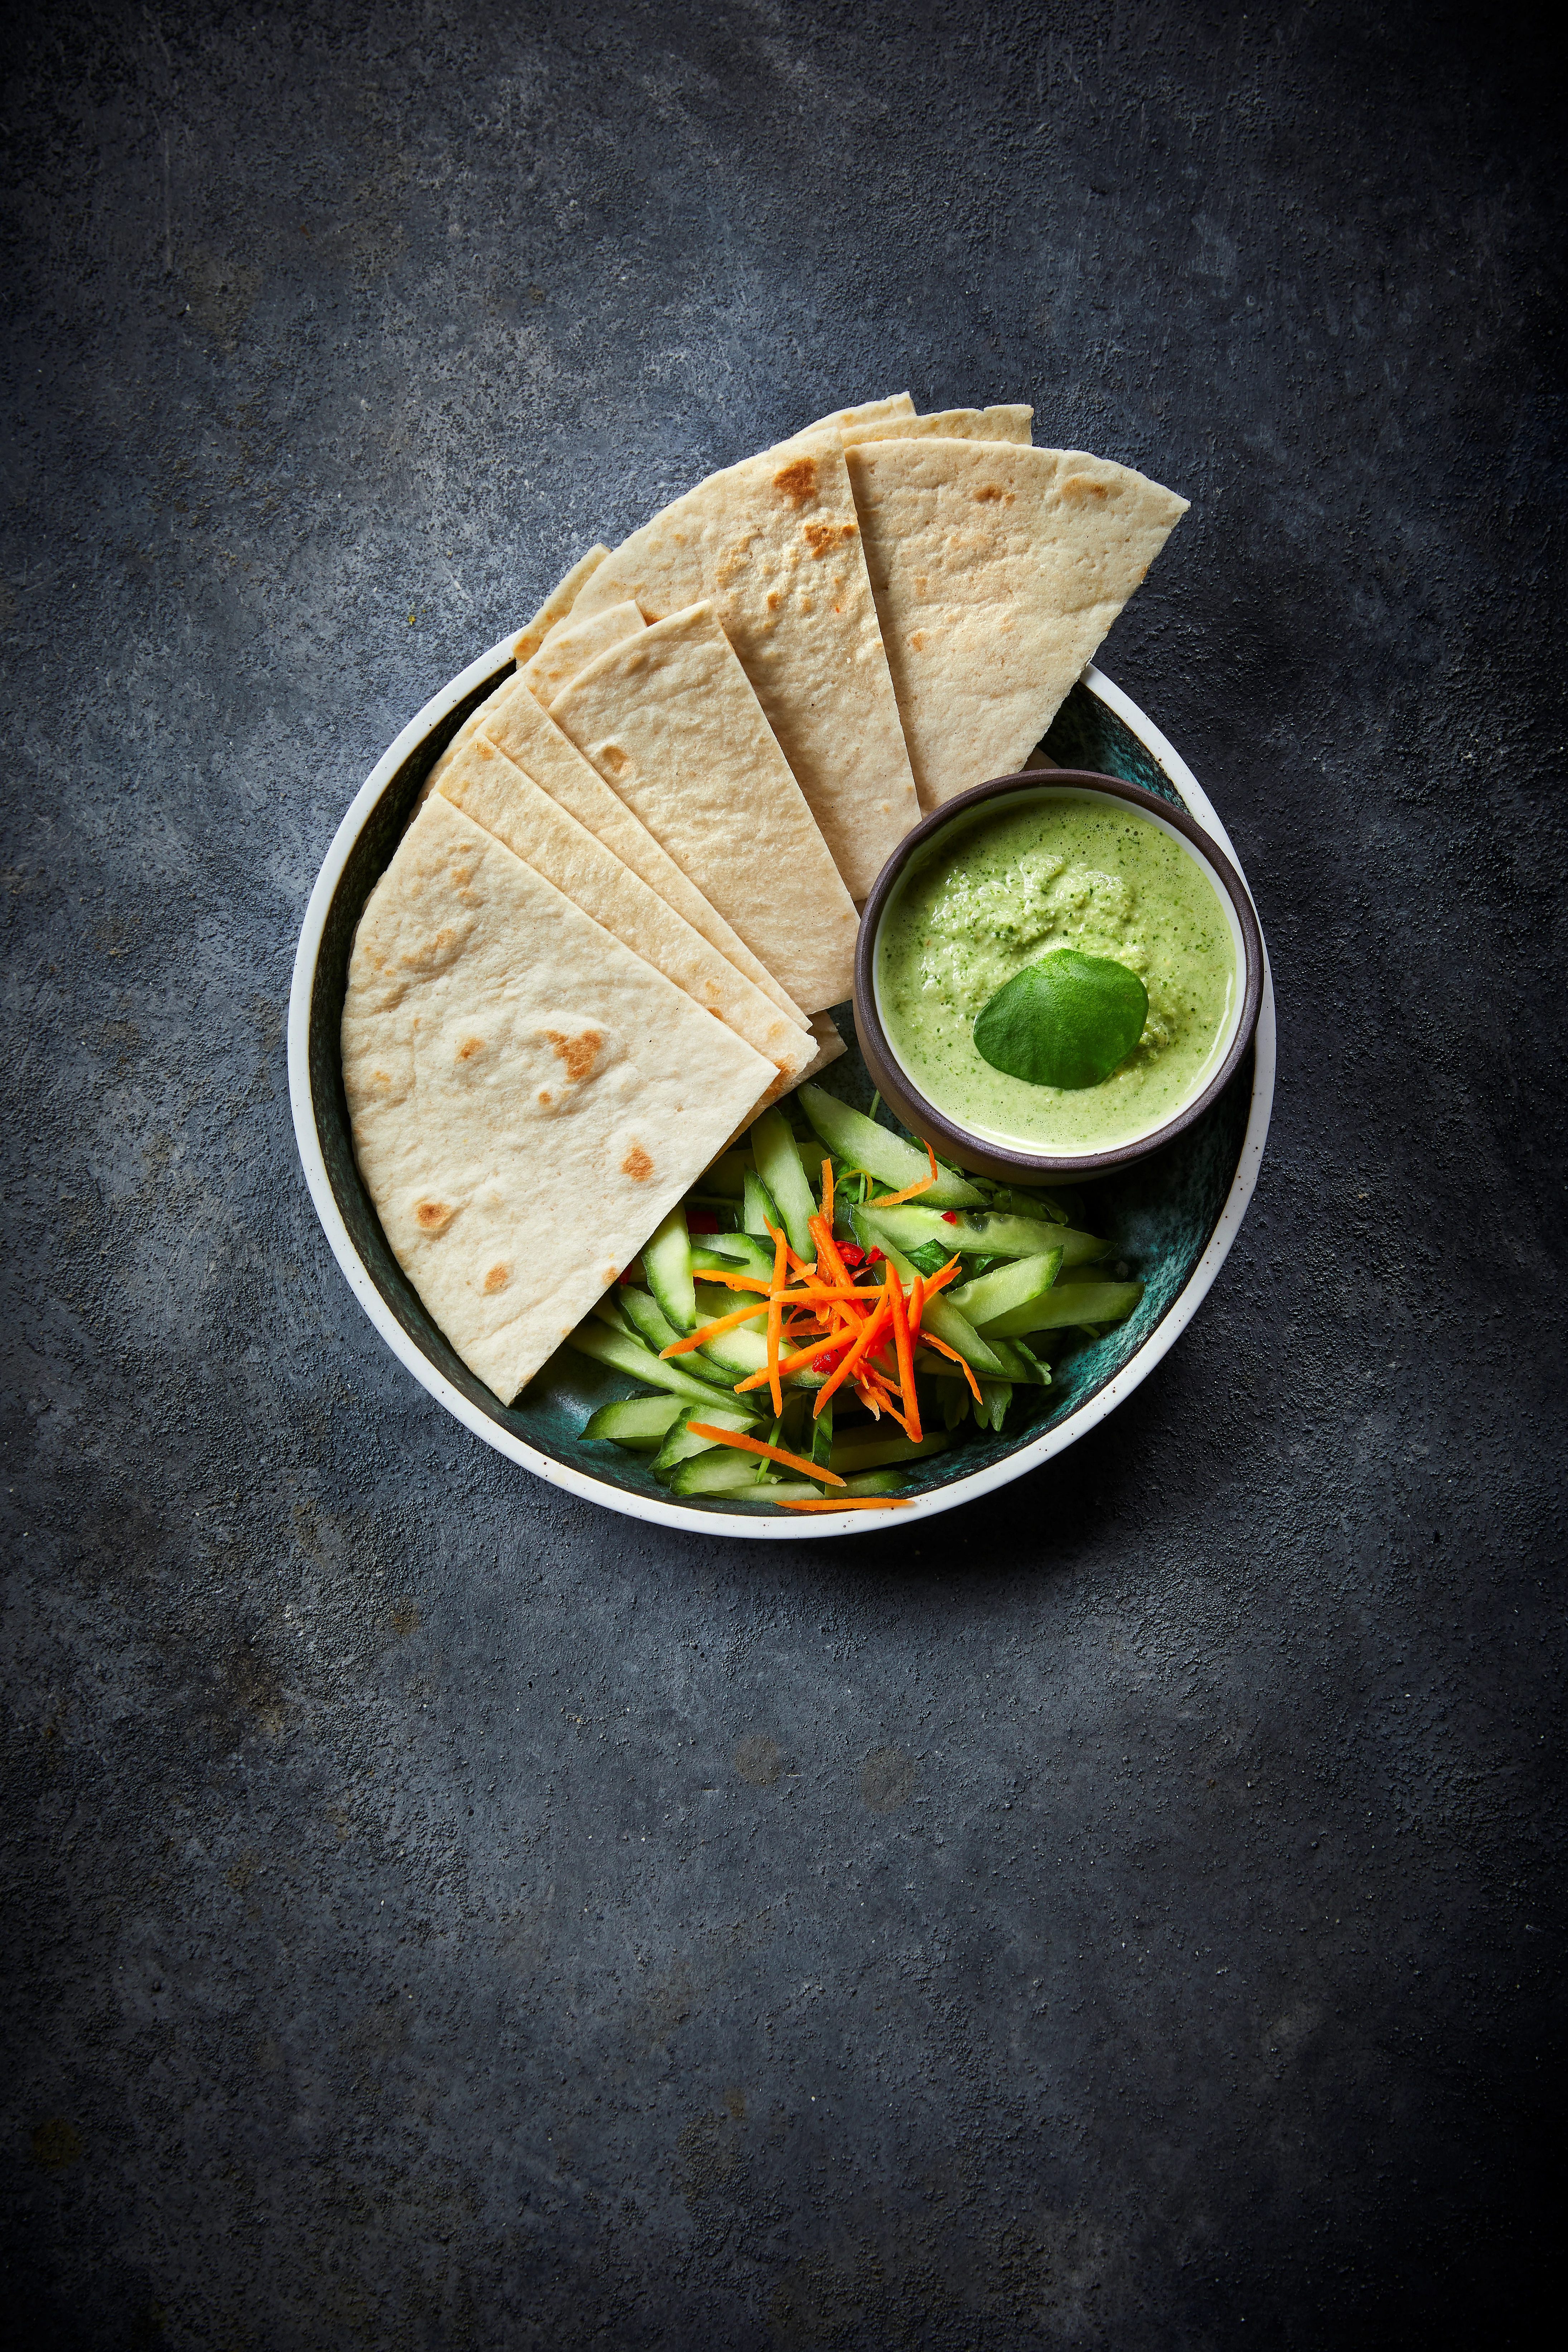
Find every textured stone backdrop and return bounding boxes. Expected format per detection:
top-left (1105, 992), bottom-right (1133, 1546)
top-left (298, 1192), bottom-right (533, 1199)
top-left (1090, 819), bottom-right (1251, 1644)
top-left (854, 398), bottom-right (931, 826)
top-left (2, 3), bottom-right (1563, 2346)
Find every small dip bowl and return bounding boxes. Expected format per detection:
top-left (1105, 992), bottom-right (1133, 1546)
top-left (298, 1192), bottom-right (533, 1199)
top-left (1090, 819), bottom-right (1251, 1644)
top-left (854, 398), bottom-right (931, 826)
top-left (853, 769), bottom-right (1265, 1184)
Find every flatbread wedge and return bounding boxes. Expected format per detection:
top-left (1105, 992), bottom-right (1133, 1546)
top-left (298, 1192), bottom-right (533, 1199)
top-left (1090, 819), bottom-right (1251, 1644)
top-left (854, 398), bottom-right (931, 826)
top-left (342, 794), bottom-right (774, 1403)
top-left (549, 601), bottom-right (860, 1015)
top-left (841, 405), bottom-right (1032, 447)
top-left (519, 599), bottom-right (645, 706)
top-left (567, 435), bottom-right (920, 900)
top-left (845, 440), bottom-right (1188, 810)
top-left (510, 545), bottom-right (611, 665)
top-left (437, 732), bottom-right (811, 1096)
top-left (472, 676), bottom-right (806, 1026)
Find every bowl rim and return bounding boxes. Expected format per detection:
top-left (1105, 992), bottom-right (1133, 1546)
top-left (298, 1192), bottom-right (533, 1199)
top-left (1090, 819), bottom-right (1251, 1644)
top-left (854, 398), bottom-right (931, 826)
top-left (853, 767), bottom-right (1265, 1181)
top-left (288, 647), bottom-right (1275, 1542)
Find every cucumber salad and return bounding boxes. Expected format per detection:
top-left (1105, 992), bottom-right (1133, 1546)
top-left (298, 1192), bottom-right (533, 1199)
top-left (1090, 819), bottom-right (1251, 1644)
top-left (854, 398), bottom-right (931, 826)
top-left (566, 1085), bottom-right (1143, 1514)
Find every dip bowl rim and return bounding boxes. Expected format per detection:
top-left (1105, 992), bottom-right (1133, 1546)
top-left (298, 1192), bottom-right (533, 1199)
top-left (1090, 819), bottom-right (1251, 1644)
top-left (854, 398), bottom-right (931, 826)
top-left (852, 766), bottom-right (1266, 1184)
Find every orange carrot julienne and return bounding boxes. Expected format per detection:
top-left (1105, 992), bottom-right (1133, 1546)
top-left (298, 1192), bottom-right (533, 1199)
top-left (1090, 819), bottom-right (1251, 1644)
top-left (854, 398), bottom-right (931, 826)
top-left (773, 1495), bottom-right (913, 1512)
top-left (888, 1268), bottom-right (921, 1443)
top-left (866, 1141), bottom-right (940, 1210)
top-left (764, 1219), bottom-right (788, 1417)
top-left (820, 1157), bottom-right (834, 1233)
top-left (907, 1273), bottom-right (925, 1347)
top-left (809, 1213), bottom-right (855, 1291)
top-left (659, 1300), bottom-right (769, 1356)
top-left (733, 1325), bottom-right (857, 1393)
top-left (918, 1329), bottom-right (983, 1405)
top-left (684, 1423), bottom-right (846, 1486)
top-left (695, 1269), bottom-right (774, 1293)
top-left (813, 1273), bottom-right (895, 1418)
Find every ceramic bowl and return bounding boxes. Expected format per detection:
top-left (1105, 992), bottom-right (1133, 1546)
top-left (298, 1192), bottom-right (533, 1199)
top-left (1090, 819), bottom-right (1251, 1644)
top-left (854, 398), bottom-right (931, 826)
top-left (853, 769), bottom-right (1265, 1184)
top-left (288, 650), bottom-right (1274, 1540)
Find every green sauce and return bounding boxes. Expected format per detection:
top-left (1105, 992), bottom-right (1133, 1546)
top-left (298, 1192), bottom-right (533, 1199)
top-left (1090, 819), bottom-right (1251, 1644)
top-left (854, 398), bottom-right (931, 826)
top-left (875, 790), bottom-right (1239, 1153)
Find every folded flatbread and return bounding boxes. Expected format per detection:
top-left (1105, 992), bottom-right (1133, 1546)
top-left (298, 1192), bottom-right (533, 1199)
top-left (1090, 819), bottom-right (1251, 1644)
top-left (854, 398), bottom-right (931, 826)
top-left (793, 392), bottom-right (915, 437)
top-left (550, 601), bottom-right (861, 1014)
top-left (566, 435), bottom-right (920, 900)
top-left (841, 405), bottom-right (1032, 447)
top-left (474, 677), bottom-right (807, 1026)
top-left (844, 440), bottom-right (1188, 810)
top-left (342, 794), bottom-right (774, 1403)
top-left (519, 599), bottom-right (645, 707)
top-left (438, 732), bottom-right (810, 1094)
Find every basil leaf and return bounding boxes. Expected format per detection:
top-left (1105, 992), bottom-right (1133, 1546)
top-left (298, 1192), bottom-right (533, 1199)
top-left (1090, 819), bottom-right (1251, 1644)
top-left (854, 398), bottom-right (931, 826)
top-left (972, 950), bottom-right (1149, 1090)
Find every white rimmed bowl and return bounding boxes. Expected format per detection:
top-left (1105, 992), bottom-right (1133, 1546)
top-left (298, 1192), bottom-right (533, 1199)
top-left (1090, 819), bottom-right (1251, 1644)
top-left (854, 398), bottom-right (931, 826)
top-left (288, 649), bottom-right (1275, 1541)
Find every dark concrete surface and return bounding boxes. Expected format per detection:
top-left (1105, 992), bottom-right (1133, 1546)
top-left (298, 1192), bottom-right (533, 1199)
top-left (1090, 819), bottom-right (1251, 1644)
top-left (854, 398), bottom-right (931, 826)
top-left (3, 3), bottom-right (1564, 2345)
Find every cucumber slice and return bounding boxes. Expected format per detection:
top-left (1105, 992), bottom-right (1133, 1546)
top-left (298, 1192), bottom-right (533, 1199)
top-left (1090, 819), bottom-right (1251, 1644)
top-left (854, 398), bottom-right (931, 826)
top-left (691, 1233), bottom-right (775, 1281)
top-left (619, 1284), bottom-right (735, 1385)
top-left (749, 1108), bottom-right (817, 1259)
top-left (742, 1169), bottom-right (782, 1241)
top-left (564, 1321), bottom-right (760, 1409)
top-left (651, 1403), bottom-right (756, 1480)
top-left (582, 1395), bottom-right (686, 1450)
top-left (643, 1206), bottom-right (696, 1334)
top-left (981, 1337), bottom-right (1051, 1385)
top-left (589, 1291), bottom-right (634, 1334)
top-left (760, 1470), bottom-right (907, 1503)
top-left (702, 1149), bottom-right (752, 1198)
top-left (946, 1249), bottom-right (1063, 1327)
top-left (980, 1280), bottom-right (1144, 1337)
top-left (690, 1282), bottom-right (825, 1389)
top-left (975, 1379), bottom-right (1012, 1433)
top-left (862, 1205), bottom-right (1107, 1266)
top-left (669, 1448), bottom-right (778, 1497)
top-left (811, 1394), bottom-right (834, 1468)
top-left (986, 1186), bottom-right (1068, 1223)
top-left (919, 1294), bottom-right (1009, 1379)
top-left (829, 1430), bottom-right (948, 1474)
top-left (797, 1084), bottom-right (984, 1209)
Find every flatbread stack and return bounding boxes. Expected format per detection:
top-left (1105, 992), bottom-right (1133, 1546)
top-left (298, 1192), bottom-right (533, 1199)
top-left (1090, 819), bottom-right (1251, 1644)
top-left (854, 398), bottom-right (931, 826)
top-left (343, 391), bottom-right (1187, 1401)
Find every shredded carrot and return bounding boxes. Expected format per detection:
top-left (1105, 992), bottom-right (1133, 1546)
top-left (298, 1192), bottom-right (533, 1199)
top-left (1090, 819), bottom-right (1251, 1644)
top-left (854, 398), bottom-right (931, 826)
top-left (820, 1157), bottom-right (834, 1233)
top-left (734, 1317), bottom-right (859, 1393)
top-left (659, 1300), bottom-right (769, 1356)
top-left (888, 1269), bottom-right (921, 1443)
top-left (866, 1141), bottom-right (940, 1210)
top-left (907, 1273), bottom-right (925, 1348)
top-left (773, 1495), bottom-right (913, 1512)
top-left (808, 1212), bottom-right (856, 1291)
top-left (918, 1329), bottom-right (983, 1405)
top-left (813, 1271), bottom-right (895, 1417)
top-left (764, 1220), bottom-right (789, 1418)
top-left (921, 1253), bottom-right (964, 1301)
top-left (695, 1268), bottom-right (774, 1293)
top-left (685, 1422), bottom-right (845, 1487)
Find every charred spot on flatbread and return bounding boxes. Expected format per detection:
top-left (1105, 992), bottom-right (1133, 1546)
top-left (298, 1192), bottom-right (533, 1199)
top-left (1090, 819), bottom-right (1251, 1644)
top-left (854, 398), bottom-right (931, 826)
top-left (455, 1035), bottom-right (486, 1063)
top-left (1060, 474), bottom-right (1112, 502)
top-left (482, 1262), bottom-right (511, 1293)
top-left (620, 1142), bottom-right (654, 1181)
top-left (546, 1027), bottom-right (603, 1081)
top-left (773, 456), bottom-right (818, 507)
top-left (804, 519), bottom-right (857, 558)
top-left (415, 1198), bottom-right (456, 1235)
top-left (973, 484), bottom-right (1015, 505)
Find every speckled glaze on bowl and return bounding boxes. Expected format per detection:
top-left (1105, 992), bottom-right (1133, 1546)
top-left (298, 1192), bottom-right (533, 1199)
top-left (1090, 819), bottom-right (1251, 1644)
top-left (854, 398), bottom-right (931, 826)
top-left (853, 768), bottom-right (1264, 1184)
top-left (288, 652), bottom-right (1274, 1540)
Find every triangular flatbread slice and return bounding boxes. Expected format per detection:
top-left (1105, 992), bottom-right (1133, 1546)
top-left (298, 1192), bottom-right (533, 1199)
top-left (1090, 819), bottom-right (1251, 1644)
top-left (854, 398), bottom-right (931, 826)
top-left (845, 440), bottom-right (1188, 810)
top-left (841, 405), bottom-right (1032, 447)
top-left (549, 602), bottom-right (861, 1014)
top-left (509, 545), bottom-right (611, 665)
top-left (473, 678), bottom-right (807, 1028)
top-left (519, 600), bottom-right (645, 706)
top-left (438, 734), bottom-right (809, 1094)
top-left (341, 795), bottom-right (773, 1403)
top-left (567, 436), bottom-right (920, 900)
top-left (796, 392), bottom-right (915, 436)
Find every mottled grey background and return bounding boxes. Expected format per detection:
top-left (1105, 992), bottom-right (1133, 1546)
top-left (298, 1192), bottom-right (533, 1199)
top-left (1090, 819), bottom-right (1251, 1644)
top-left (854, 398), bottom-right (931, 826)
top-left (3, 2), bottom-right (1563, 2346)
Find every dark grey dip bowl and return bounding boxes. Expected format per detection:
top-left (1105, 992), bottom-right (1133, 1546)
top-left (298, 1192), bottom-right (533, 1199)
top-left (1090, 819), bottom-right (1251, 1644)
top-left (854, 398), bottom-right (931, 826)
top-left (853, 768), bottom-right (1265, 1185)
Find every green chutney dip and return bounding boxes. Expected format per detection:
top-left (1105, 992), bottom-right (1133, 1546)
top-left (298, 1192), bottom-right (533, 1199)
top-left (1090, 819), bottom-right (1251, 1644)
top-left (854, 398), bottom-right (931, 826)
top-left (874, 789), bottom-right (1239, 1154)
